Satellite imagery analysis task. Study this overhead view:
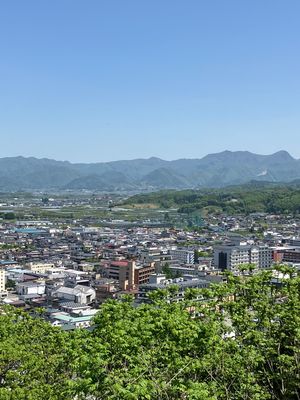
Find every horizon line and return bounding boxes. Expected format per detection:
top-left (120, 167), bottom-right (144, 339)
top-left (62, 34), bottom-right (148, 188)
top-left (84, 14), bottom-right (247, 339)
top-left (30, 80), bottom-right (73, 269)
top-left (0, 150), bottom-right (296, 164)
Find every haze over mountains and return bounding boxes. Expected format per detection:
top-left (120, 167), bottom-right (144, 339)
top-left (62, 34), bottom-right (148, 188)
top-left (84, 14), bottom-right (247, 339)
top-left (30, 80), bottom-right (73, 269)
top-left (0, 150), bottom-right (300, 192)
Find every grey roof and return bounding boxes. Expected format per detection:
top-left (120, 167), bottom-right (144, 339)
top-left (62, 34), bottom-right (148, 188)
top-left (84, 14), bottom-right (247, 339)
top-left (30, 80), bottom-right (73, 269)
top-left (59, 301), bottom-right (90, 309)
top-left (54, 285), bottom-right (95, 296)
top-left (140, 278), bottom-right (209, 290)
top-left (17, 281), bottom-right (45, 287)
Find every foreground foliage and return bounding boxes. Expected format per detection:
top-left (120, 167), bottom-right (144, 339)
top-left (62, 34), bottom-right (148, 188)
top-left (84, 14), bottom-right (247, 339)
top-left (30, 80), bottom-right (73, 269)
top-left (1, 268), bottom-right (300, 399)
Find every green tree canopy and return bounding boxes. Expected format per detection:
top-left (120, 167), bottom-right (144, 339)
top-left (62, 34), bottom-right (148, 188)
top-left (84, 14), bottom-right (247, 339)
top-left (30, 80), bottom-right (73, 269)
top-left (1, 268), bottom-right (300, 399)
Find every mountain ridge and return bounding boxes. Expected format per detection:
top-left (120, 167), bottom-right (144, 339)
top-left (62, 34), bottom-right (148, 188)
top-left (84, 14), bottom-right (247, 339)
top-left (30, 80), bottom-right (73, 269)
top-left (0, 151), bottom-right (299, 191)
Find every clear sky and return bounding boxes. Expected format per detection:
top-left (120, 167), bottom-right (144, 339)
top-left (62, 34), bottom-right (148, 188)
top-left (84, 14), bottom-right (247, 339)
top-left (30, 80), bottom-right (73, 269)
top-left (1, 0), bottom-right (300, 162)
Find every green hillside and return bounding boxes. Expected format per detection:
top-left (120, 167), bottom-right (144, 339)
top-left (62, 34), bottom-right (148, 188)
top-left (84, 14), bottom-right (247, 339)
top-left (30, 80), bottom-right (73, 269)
top-left (124, 183), bottom-right (300, 215)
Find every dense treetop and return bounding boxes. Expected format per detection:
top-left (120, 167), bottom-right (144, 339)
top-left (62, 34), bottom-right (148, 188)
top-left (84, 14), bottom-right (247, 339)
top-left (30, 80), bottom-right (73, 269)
top-left (1, 266), bottom-right (300, 399)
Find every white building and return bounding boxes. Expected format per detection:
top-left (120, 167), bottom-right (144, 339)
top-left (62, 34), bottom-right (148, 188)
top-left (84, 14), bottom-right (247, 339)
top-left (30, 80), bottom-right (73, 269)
top-left (169, 249), bottom-right (194, 264)
top-left (0, 269), bottom-right (6, 293)
top-left (214, 244), bottom-right (259, 270)
top-left (53, 285), bottom-right (96, 305)
top-left (16, 281), bottom-right (46, 296)
top-left (214, 243), bottom-right (273, 270)
top-left (258, 245), bottom-right (273, 269)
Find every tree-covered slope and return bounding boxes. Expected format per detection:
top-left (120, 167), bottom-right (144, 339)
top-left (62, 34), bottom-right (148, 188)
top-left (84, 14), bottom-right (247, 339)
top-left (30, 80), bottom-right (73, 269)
top-left (124, 183), bottom-right (300, 215)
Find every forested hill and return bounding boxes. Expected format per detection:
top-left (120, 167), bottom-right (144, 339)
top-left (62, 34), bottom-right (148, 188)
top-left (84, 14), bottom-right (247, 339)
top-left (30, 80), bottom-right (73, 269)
top-left (123, 183), bottom-right (300, 215)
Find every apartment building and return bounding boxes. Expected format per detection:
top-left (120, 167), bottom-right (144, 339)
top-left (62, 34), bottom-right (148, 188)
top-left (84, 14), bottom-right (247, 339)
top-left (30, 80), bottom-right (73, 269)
top-left (102, 260), bottom-right (155, 290)
top-left (214, 243), bottom-right (274, 270)
top-left (27, 262), bottom-right (55, 274)
top-left (282, 249), bottom-right (300, 263)
top-left (258, 245), bottom-right (273, 268)
top-left (169, 249), bottom-right (194, 264)
top-left (140, 248), bottom-right (171, 265)
top-left (134, 264), bottom-right (156, 285)
top-left (213, 244), bottom-right (259, 270)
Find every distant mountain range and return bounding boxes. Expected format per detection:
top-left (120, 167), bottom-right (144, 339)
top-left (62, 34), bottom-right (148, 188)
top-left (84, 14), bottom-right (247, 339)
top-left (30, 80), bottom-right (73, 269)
top-left (0, 150), bottom-right (300, 192)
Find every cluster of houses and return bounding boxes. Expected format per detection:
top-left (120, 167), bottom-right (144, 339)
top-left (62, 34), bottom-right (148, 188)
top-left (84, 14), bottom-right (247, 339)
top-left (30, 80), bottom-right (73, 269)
top-left (1, 209), bottom-right (300, 329)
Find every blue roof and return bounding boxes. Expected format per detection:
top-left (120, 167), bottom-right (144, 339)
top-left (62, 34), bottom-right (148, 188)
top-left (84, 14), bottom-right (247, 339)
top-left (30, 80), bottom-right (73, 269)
top-left (0, 260), bottom-right (18, 265)
top-left (14, 228), bottom-right (46, 234)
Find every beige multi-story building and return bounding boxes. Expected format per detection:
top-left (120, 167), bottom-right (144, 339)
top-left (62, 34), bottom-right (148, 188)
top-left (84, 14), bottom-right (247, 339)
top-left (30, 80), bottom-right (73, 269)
top-left (26, 262), bottom-right (55, 274)
top-left (102, 260), bottom-right (155, 290)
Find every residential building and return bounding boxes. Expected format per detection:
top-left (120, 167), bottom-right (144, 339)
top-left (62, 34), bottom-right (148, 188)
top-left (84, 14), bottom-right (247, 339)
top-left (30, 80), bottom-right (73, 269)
top-left (16, 281), bottom-right (46, 296)
top-left (138, 276), bottom-right (210, 304)
top-left (27, 262), bottom-right (55, 274)
top-left (213, 244), bottom-right (259, 270)
top-left (258, 245), bottom-right (273, 268)
top-left (53, 285), bottom-right (96, 304)
top-left (169, 249), bottom-right (194, 264)
top-left (282, 249), bottom-right (300, 263)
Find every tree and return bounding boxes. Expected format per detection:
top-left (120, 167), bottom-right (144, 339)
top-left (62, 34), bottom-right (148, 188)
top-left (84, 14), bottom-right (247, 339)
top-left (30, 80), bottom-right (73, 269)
top-left (1, 268), bottom-right (300, 399)
top-left (162, 262), bottom-right (173, 279)
top-left (5, 279), bottom-right (16, 289)
top-left (3, 212), bottom-right (15, 220)
top-left (0, 307), bottom-right (74, 399)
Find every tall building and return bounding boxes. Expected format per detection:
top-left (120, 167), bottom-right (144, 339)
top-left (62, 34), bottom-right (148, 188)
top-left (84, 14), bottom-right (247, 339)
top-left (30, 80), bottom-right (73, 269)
top-left (214, 244), bottom-right (261, 270)
top-left (103, 260), bottom-right (155, 290)
top-left (258, 245), bottom-right (273, 268)
top-left (214, 243), bottom-right (273, 270)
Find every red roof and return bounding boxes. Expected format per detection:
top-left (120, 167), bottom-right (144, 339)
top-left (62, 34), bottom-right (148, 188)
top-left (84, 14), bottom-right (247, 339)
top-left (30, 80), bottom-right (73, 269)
top-left (110, 261), bottom-right (129, 267)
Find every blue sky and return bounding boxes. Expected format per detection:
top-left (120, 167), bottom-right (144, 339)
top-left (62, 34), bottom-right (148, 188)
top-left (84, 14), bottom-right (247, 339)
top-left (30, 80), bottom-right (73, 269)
top-left (0, 0), bottom-right (300, 162)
